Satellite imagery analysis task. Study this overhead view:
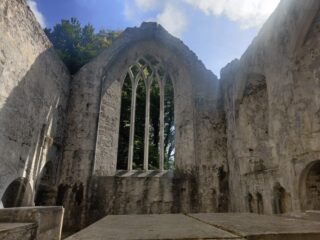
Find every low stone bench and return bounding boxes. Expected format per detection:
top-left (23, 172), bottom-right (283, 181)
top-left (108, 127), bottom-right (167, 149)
top-left (0, 222), bottom-right (37, 240)
top-left (0, 206), bottom-right (64, 240)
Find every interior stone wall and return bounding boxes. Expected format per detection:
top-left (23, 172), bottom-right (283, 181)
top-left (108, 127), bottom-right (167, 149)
top-left (221, 0), bottom-right (320, 214)
top-left (0, 0), bottom-right (70, 206)
top-left (86, 171), bottom-right (214, 226)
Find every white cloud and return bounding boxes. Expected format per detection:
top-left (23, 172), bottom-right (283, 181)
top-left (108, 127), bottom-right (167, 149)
top-left (156, 3), bottom-right (187, 37)
top-left (123, 1), bottom-right (187, 37)
top-left (134, 0), bottom-right (160, 12)
top-left (27, 0), bottom-right (46, 28)
top-left (124, 1), bottom-right (137, 21)
top-left (125, 0), bottom-right (279, 36)
top-left (183, 0), bottom-right (280, 29)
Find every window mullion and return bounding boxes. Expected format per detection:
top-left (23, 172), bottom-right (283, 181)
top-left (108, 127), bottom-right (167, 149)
top-left (143, 76), bottom-right (151, 171)
top-left (128, 73), bottom-right (138, 171)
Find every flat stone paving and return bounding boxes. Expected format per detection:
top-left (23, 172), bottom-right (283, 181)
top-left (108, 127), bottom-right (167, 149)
top-left (189, 213), bottom-right (320, 240)
top-left (66, 214), bottom-right (242, 240)
top-left (66, 213), bottom-right (320, 240)
top-left (284, 210), bottom-right (320, 222)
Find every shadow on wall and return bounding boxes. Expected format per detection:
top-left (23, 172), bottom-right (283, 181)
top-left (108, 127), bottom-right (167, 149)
top-left (0, 48), bottom-right (69, 208)
top-left (34, 160), bottom-right (58, 206)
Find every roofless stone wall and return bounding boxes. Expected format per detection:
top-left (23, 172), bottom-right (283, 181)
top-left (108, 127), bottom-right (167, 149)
top-left (0, 0), bottom-right (70, 206)
top-left (221, 0), bottom-right (320, 214)
top-left (59, 22), bottom-right (227, 231)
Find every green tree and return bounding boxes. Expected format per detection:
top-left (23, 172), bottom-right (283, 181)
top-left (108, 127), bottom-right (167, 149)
top-left (44, 18), bottom-right (121, 74)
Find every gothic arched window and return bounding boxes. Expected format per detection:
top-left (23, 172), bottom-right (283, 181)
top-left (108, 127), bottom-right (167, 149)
top-left (117, 56), bottom-right (175, 171)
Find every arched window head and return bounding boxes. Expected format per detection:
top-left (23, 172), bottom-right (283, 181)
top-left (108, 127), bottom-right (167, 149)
top-left (117, 55), bottom-right (175, 171)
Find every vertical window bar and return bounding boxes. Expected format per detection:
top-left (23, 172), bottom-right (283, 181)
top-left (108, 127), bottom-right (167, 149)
top-left (127, 69), bottom-right (139, 171)
top-left (158, 74), bottom-right (165, 171)
top-left (143, 76), bottom-right (152, 171)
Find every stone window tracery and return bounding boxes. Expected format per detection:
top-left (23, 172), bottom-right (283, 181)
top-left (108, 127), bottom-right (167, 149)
top-left (117, 56), bottom-right (175, 171)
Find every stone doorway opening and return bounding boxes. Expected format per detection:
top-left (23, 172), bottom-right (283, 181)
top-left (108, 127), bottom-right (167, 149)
top-left (300, 160), bottom-right (320, 211)
top-left (1, 178), bottom-right (33, 208)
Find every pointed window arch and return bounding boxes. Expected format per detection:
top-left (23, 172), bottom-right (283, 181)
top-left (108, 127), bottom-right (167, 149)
top-left (117, 56), bottom-right (175, 171)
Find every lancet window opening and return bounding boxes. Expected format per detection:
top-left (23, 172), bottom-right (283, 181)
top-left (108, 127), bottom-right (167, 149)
top-left (117, 56), bottom-right (175, 171)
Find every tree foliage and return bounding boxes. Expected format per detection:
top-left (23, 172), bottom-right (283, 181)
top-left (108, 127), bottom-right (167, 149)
top-left (44, 18), bottom-right (121, 74)
top-left (164, 78), bottom-right (175, 169)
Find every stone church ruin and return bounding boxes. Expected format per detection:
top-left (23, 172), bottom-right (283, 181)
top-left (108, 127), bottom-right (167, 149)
top-left (1, 0), bottom-right (320, 239)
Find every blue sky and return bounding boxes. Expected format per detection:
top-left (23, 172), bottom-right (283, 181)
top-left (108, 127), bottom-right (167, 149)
top-left (27, 0), bottom-right (280, 77)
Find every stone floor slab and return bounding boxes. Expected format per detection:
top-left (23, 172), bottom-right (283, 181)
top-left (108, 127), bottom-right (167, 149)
top-left (189, 213), bottom-right (320, 240)
top-left (66, 214), bottom-right (242, 240)
top-left (284, 210), bottom-right (320, 222)
top-left (66, 213), bottom-right (320, 240)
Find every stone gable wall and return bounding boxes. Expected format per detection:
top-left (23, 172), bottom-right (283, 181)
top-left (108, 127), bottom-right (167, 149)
top-left (59, 23), bottom-right (227, 230)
